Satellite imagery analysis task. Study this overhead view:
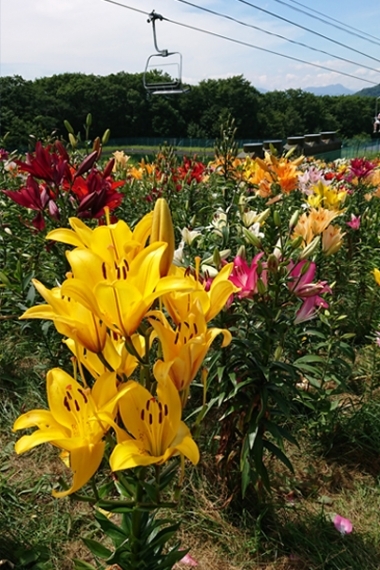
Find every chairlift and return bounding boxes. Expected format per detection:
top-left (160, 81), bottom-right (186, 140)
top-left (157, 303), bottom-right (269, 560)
top-left (143, 11), bottom-right (190, 95)
top-left (372, 96), bottom-right (380, 137)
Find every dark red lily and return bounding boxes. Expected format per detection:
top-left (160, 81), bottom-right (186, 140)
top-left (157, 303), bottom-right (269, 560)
top-left (16, 141), bottom-right (71, 187)
top-left (2, 175), bottom-right (59, 230)
top-left (68, 168), bottom-right (124, 218)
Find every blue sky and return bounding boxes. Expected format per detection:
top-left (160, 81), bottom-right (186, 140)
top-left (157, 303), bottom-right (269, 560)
top-left (1, 0), bottom-right (380, 92)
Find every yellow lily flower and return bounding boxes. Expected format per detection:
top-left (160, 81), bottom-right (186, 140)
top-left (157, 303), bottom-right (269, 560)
top-left (64, 333), bottom-right (145, 379)
top-left (307, 181), bottom-right (347, 210)
top-left (163, 260), bottom-right (236, 324)
top-left (47, 213), bottom-right (153, 265)
top-left (62, 242), bottom-right (192, 338)
top-left (109, 377), bottom-right (199, 471)
top-left (13, 368), bottom-right (134, 497)
top-left (20, 279), bottom-right (107, 353)
top-left (373, 268), bottom-right (380, 286)
top-left (149, 306), bottom-right (231, 406)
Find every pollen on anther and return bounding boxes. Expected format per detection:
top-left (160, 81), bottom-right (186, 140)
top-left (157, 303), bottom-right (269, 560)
top-left (164, 404), bottom-right (168, 416)
top-left (78, 388), bottom-right (88, 404)
top-left (102, 262), bottom-right (107, 279)
top-left (141, 409), bottom-right (145, 421)
top-left (149, 413), bottom-right (153, 425)
top-left (63, 396), bottom-right (71, 412)
top-left (74, 400), bottom-right (80, 412)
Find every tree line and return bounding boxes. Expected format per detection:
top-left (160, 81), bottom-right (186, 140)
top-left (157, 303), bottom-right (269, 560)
top-left (0, 73), bottom-right (377, 149)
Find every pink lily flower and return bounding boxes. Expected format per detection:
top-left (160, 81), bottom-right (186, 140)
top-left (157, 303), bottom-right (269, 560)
top-left (288, 261), bottom-right (331, 299)
top-left (346, 214), bottom-right (361, 230)
top-left (179, 553), bottom-right (198, 566)
top-left (229, 253), bottom-right (267, 299)
top-left (294, 295), bottom-right (329, 325)
top-left (333, 514), bottom-right (353, 535)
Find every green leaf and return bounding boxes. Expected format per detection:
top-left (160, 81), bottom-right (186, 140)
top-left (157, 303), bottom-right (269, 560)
top-left (0, 271), bottom-right (11, 286)
top-left (82, 538), bottom-right (112, 560)
top-left (263, 440), bottom-right (294, 473)
top-left (94, 511), bottom-right (127, 547)
top-left (73, 560), bottom-right (98, 570)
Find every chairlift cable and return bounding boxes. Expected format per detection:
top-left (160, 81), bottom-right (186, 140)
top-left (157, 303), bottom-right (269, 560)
top-left (284, 0), bottom-right (380, 45)
top-left (236, 0), bottom-right (380, 65)
top-left (100, 0), bottom-right (379, 86)
top-left (172, 0), bottom-right (380, 75)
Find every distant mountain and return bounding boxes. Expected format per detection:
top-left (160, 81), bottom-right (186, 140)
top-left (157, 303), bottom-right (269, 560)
top-left (355, 84), bottom-right (380, 97)
top-left (303, 84), bottom-right (354, 96)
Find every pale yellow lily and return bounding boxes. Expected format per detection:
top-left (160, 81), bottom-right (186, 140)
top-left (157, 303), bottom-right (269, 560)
top-left (109, 377), bottom-right (199, 471)
top-left (13, 368), bottom-right (134, 497)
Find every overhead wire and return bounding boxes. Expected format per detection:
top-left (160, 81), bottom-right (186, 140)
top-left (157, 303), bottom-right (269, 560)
top-left (101, 0), bottom-right (379, 85)
top-left (236, 0), bottom-right (380, 65)
top-left (172, 0), bottom-right (380, 75)
top-left (285, 0), bottom-right (380, 45)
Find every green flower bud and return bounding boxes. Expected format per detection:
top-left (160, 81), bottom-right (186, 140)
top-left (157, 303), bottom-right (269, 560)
top-left (273, 210), bottom-right (281, 227)
top-left (299, 236), bottom-right (320, 259)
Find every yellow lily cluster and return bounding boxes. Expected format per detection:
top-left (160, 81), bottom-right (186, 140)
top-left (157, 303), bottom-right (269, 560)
top-left (307, 181), bottom-right (347, 210)
top-left (13, 199), bottom-right (235, 496)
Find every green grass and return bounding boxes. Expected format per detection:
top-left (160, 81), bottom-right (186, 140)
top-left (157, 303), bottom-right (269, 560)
top-left (2, 350), bottom-right (380, 569)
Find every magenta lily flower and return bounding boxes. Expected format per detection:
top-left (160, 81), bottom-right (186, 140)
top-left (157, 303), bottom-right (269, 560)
top-left (229, 253), bottom-right (267, 299)
top-left (294, 294), bottom-right (329, 325)
top-left (288, 261), bottom-right (331, 299)
top-left (346, 214), bottom-right (361, 230)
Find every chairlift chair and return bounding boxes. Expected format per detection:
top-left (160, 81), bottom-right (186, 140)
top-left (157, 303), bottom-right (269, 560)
top-left (143, 11), bottom-right (190, 95)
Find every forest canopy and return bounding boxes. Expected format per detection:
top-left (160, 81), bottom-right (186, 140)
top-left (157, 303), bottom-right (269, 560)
top-left (0, 72), bottom-right (378, 149)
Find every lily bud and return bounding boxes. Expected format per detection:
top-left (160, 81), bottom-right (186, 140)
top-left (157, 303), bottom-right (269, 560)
top-left (290, 235), bottom-right (304, 250)
top-left (257, 278), bottom-right (266, 295)
top-left (213, 248), bottom-right (222, 269)
top-left (299, 236), bottom-right (320, 260)
top-left (267, 254), bottom-right (278, 273)
top-left (64, 119), bottom-right (74, 134)
top-left (102, 128), bottom-right (111, 146)
top-left (273, 210), bottom-right (281, 227)
top-left (151, 198), bottom-right (175, 276)
top-left (256, 208), bottom-right (271, 224)
top-left (236, 245), bottom-right (246, 260)
top-left (242, 227), bottom-right (261, 247)
top-left (68, 133), bottom-right (77, 148)
top-left (289, 210), bottom-right (300, 230)
top-left (92, 136), bottom-right (101, 158)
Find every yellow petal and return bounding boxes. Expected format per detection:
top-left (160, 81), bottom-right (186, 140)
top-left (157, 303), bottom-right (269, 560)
top-left (110, 440), bottom-right (161, 471)
top-left (52, 441), bottom-right (105, 498)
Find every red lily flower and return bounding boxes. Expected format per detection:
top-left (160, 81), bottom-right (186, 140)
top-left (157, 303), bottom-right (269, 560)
top-left (68, 164), bottom-right (125, 218)
top-left (16, 141), bottom-right (71, 187)
top-left (348, 158), bottom-right (375, 180)
top-left (2, 175), bottom-right (59, 230)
